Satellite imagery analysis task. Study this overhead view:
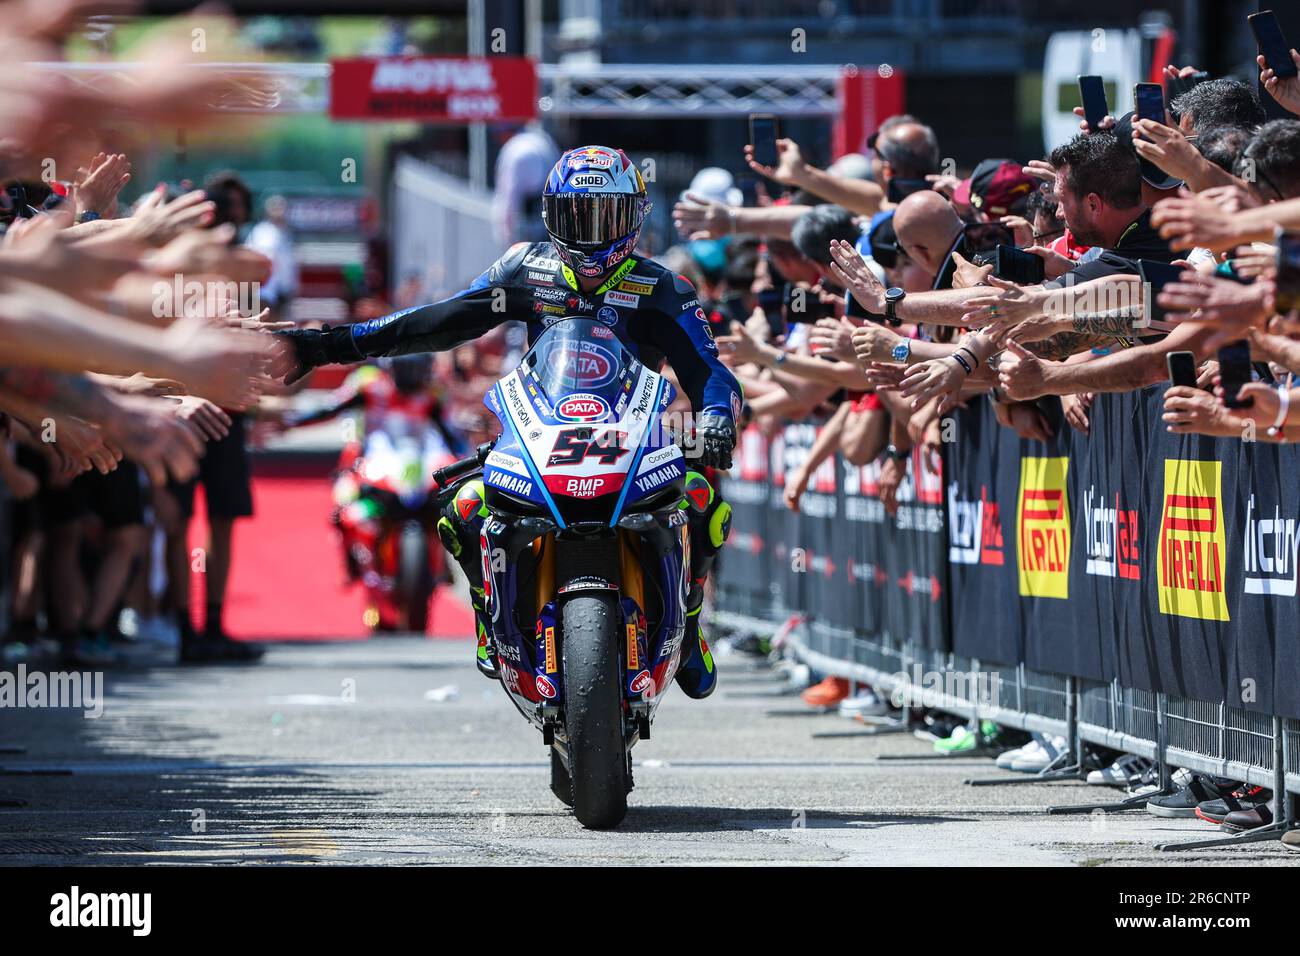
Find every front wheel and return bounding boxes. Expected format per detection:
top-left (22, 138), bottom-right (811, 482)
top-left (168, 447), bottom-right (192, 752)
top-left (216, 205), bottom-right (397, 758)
top-left (561, 593), bottom-right (628, 829)
top-left (396, 523), bottom-right (432, 633)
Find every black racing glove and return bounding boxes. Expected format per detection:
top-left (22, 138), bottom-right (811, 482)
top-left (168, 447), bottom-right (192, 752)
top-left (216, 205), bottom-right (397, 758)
top-left (276, 327), bottom-right (352, 384)
top-left (693, 413), bottom-right (736, 470)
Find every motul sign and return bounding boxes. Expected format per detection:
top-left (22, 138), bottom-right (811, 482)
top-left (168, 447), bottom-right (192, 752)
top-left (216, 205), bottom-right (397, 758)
top-left (330, 57), bottom-right (538, 122)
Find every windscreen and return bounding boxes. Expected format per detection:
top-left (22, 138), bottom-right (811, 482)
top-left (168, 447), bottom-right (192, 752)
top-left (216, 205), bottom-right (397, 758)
top-left (521, 317), bottom-right (639, 408)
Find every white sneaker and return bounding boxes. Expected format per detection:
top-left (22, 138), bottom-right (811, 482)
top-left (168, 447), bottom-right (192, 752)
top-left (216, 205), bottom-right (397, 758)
top-left (1010, 734), bottom-right (1067, 773)
top-left (839, 689), bottom-right (888, 718)
top-left (996, 740), bottom-right (1040, 769)
top-left (1086, 754), bottom-right (1149, 787)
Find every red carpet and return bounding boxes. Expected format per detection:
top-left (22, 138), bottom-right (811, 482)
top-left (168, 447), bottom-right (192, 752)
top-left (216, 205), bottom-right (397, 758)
top-left (187, 472), bottom-right (474, 641)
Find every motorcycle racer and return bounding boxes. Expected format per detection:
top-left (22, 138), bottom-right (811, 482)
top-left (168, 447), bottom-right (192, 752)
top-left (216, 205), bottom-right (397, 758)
top-left (280, 145), bottom-right (741, 699)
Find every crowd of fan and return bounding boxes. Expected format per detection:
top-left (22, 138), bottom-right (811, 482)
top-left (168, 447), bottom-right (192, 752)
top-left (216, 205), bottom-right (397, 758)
top-left (658, 51), bottom-right (1300, 841)
top-left (0, 3), bottom-right (307, 665)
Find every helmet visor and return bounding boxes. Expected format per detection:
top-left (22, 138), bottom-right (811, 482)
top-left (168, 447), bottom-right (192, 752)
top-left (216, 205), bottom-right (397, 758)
top-left (543, 193), bottom-right (644, 248)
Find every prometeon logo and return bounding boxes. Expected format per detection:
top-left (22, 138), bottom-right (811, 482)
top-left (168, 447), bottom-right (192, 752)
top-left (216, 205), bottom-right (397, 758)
top-left (1157, 459), bottom-right (1228, 621)
top-left (1016, 457), bottom-right (1070, 599)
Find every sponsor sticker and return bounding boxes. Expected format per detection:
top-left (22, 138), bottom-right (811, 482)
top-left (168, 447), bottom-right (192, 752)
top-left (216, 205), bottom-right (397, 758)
top-left (604, 290), bottom-right (640, 309)
top-left (626, 622), bottom-right (639, 670)
top-left (618, 279), bottom-right (656, 296)
top-left (535, 674), bottom-right (557, 699)
top-left (543, 340), bottom-right (619, 389)
top-left (556, 393), bottom-right (611, 422)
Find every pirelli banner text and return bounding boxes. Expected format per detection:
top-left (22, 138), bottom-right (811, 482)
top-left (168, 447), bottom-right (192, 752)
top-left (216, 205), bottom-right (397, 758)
top-left (719, 421), bottom-right (949, 650)
top-left (946, 388), bottom-right (1300, 720)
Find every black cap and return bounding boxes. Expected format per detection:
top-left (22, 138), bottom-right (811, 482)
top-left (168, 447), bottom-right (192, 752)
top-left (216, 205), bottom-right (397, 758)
top-left (1112, 111), bottom-right (1184, 191)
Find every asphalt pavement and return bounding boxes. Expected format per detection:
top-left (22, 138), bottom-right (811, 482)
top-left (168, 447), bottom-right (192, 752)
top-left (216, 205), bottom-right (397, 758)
top-left (1, 638), bottom-right (1297, 866)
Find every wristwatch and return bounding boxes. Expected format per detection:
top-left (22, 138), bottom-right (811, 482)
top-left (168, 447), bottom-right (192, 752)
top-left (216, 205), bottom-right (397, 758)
top-left (883, 443), bottom-right (909, 463)
top-left (76, 210), bottom-right (100, 224)
top-left (891, 339), bottom-right (912, 364)
top-left (884, 287), bottom-right (906, 326)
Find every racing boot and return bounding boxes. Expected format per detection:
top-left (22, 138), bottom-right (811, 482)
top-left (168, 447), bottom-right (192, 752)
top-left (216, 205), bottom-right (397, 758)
top-left (469, 586), bottom-right (498, 680)
top-left (673, 471), bottom-right (730, 700)
top-left (674, 602), bottom-right (717, 699)
top-left (437, 478), bottom-right (499, 680)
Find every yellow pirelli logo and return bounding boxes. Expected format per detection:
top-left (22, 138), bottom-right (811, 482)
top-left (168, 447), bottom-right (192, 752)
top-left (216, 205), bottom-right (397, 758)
top-left (544, 626), bottom-right (556, 673)
top-left (618, 279), bottom-right (656, 296)
top-left (1157, 459), bottom-right (1228, 621)
top-left (626, 622), bottom-right (639, 670)
top-left (1016, 456), bottom-right (1071, 599)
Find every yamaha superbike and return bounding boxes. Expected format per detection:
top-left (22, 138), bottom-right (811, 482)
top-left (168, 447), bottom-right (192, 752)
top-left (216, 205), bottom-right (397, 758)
top-left (433, 317), bottom-right (694, 829)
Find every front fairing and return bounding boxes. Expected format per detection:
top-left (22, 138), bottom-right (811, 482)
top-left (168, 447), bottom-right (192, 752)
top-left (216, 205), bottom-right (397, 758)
top-left (481, 317), bottom-right (685, 527)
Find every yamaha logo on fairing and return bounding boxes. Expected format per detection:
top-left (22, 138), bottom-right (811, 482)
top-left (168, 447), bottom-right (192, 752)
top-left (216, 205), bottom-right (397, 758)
top-left (635, 464), bottom-right (680, 494)
top-left (556, 394), bottom-right (610, 423)
top-left (486, 470), bottom-right (533, 498)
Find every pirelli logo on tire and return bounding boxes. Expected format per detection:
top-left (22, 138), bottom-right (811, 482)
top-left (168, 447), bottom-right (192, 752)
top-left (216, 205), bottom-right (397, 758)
top-left (1016, 456), bottom-right (1070, 599)
top-left (1157, 459), bottom-right (1229, 621)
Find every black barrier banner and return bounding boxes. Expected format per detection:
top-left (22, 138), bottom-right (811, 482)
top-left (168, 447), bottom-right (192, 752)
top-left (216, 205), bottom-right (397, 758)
top-left (721, 425), bottom-right (773, 619)
top-left (717, 421), bottom-right (949, 650)
top-left (946, 389), bottom-right (1300, 719)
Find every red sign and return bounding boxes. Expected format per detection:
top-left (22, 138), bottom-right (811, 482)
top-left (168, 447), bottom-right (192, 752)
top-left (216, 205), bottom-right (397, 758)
top-left (330, 57), bottom-right (538, 123)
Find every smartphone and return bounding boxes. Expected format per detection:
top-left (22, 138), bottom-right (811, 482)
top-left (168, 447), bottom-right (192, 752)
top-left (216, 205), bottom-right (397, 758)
top-left (1134, 82), bottom-right (1166, 125)
top-left (757, 285), bottom-right (785, 338)
top-left (748, 113), bottom-right (780, 168)
top-left (1218, 339), bottom-right (1255, 408)
top-left (963, 221), bottom-right (1016, 256)
top-left (1138, 259), bottom-right (1186, 323)
top-left (719, 291), bottom-right (750, 329)
top-left (1166, 350), bottom-right (1198, 388)
top-left (1276, 229), bottom-right (1300, 312)
top-left (994, 245), bottom-right (1046, 285)
top-left (1077, 74), bottom-right (1109, 130)
top-left (1249, 10), bottom-right (1299, 79)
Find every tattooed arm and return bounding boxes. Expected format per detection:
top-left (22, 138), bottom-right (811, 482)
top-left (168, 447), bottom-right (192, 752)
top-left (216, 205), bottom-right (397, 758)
top-left (999, 322), bottom-right (1214, 400)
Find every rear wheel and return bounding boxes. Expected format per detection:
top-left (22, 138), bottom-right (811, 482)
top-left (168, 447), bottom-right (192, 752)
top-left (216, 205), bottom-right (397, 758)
top-left (561, 593), bottom-right (628, 829)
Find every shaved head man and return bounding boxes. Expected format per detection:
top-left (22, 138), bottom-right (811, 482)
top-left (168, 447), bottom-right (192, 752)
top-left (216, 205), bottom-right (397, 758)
top-left (892, 190), bottom-right (963, 280)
